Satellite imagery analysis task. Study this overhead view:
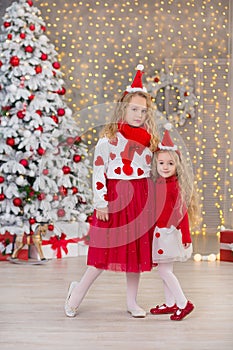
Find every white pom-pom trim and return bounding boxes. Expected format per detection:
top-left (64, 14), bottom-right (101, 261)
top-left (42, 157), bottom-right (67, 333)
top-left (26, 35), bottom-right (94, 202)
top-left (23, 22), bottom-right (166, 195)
top-left (164, 123), bottom-right (172, 130)
top-left (136, 64), bottom-right (144, 71)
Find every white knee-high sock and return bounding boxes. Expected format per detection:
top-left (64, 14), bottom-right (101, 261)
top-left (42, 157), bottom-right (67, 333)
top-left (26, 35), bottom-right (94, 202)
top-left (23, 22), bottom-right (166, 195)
top-left (69, 266), bottom-right (103, 308)
top-left (126, 272), bottom-right (143, 310)
top-left (157, 263), bottom-right (187, 309)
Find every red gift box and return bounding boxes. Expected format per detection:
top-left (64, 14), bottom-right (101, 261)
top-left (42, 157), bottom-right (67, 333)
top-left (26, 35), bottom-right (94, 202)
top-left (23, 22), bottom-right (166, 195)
top-left (0, 232), bottom-right (14, 261)
top-left (220, 230), bottom-right (233, 262)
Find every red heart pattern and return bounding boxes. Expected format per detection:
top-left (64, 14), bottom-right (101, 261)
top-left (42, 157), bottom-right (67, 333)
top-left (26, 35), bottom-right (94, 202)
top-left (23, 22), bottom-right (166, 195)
top-left (95, 156), bottom-right (104, 166)
top-left (114, 167), bottom-right (121, 174)
top-left (137, 168), bottom-right (144, 176)
top-left (96, 181), bottom-right (104, 190)
top-left (110, 152), bottom-right (116, 160)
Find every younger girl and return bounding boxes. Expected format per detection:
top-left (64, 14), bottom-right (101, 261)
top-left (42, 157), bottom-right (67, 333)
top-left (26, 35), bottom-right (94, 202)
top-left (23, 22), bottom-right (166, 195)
top-left (150, 124), bottom-right (200, 321)
top-left (65, 65), bottom-right (159, 318)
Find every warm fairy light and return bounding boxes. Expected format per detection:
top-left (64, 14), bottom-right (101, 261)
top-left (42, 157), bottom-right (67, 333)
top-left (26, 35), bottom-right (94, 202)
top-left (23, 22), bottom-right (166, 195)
top-left (35, 0), bottom-right (232, 236)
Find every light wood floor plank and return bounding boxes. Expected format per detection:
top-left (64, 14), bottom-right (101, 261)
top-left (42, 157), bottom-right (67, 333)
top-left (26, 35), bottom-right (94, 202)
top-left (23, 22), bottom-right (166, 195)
top-left (0, 252), bottom-right (232, 350)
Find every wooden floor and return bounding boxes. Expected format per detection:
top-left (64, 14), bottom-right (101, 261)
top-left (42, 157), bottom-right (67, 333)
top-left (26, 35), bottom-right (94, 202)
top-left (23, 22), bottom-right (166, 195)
top-left (0, 237), bottom-right (233, 350)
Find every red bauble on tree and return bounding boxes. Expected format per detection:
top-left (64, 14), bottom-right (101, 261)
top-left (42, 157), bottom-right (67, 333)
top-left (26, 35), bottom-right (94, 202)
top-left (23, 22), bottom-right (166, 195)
top-left (57, 108), bottom-right (65, 117)
top-left (37, 193), bottom-right (46, 201)
top-left (42, 169), bottom-right (49, 175)
top-left (37, 147), bottom-right (45, 156)
top-left (66, 137), bottom-right (74, 145)
top-left (20, 32), bottom-right (26, 39)
top-left (13, 197), bottom-right (22, 207)
top-left (51, 115), bottom-right (58, 123)
top-left (4, 21), bottom-right (11, 28)
top-left (40, 53), bottom-right (48, 61)
top-left (6, 137), bottom-right (15, 147)
top-left (7, 34), bottom-right (12, 40)
top-left (57, 87), bottom-right (66, 95)
top-left (41, 25), bottom-right (46, 32)
top-left (10, 56), bottom-right (20, 66)
top-left (0, 193), bottom-right (5, 201)
top-left (29, 217), bottom-right (36, 225)
top-left (48, 224), bottom-right (54, 231)
top-left (62, 166), bottom-right (71, 174)
top-left (154, 76), bottom-right (160, 83)
top-left (29, 24), bottom-right (35, 31)
top-left (52, 61), bottom-right (60, 70)
top-left (73, 154), bottom-right (81, 163)
top-left (0, 176), bottom-right (5, 183)
top-left (72, 186), bottom-right (78, 194)
top-left (27, 0), bottom-right (33, 6)
top-left (25, 45), bottom-right (34, 53)
top-left (19, 159), bottom-right (28, 167)
top-left (35, 65), bottom-right (42, 74)
top-left (17, 110), bottom-right (25, 119)
top-left (57, 208), bottom-right (65, 218)
top-left (59, 186), bottom-right (67, 196)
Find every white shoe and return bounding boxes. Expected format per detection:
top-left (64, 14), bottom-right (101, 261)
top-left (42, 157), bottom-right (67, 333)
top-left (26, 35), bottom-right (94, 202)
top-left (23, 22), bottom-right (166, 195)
top-left (127, 306), bottom-right (146, 318)
top-left (64, 281), bottom-right (78, 317)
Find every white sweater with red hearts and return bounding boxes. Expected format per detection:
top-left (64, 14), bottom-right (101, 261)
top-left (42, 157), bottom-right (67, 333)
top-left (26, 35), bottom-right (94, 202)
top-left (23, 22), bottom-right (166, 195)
top-left (92, 133), bottom-right (153, 209)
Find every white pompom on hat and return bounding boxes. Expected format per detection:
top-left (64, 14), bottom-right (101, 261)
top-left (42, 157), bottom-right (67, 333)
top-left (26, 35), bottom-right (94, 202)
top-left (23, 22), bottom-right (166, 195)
top-left (125, 64), bottom-right (148, 93)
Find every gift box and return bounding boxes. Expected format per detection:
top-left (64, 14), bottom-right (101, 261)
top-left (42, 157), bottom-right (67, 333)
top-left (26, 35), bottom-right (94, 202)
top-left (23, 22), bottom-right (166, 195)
top-left (0, 232), bottom-right (14, 261)
top-left (220, 230), bottom-right (233, 262)
top-left (41, 233), bottom-right (88, 259)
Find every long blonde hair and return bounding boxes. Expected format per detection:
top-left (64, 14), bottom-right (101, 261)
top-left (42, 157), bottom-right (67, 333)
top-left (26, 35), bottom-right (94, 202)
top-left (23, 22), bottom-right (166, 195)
top-left (153, 150), bottom-right (200, 228)
top-left (100, 91), bottom-right (159, 152)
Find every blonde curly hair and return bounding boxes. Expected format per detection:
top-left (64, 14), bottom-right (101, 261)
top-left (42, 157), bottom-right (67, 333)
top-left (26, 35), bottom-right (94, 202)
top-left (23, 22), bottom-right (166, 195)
top-left (153, 150), bottom-right (201, 228)
top-left (100, 91), bottom-right (159, 152)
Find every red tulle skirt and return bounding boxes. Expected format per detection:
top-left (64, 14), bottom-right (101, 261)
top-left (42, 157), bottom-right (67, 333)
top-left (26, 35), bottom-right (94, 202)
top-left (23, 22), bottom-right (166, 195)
top-left (87, 178), bottom-right (155, 272)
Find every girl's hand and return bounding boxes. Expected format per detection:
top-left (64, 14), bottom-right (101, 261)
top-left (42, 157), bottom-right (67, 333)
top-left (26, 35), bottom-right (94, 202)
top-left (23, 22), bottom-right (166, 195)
top-left (183, 243), bottom-right (191, 249)
top-left (96, 207), bottom-right (109, 221)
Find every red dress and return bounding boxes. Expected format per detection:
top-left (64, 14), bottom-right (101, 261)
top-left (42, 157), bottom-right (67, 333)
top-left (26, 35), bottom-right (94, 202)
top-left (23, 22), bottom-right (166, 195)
top-left (87, 124), bottom-right (155, 273)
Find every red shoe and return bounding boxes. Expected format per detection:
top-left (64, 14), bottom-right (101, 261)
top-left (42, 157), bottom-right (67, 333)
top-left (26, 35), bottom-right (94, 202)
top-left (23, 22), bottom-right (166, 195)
top-left (170, 301), bottom-right (194, 321)
top-left (150, 303), bottom-right (178, 315)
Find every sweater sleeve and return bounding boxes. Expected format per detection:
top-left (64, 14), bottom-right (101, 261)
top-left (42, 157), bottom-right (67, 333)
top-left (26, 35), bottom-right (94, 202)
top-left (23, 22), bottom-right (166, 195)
top-left (92, 137), bottom-right (109, 209)
top-left (177, 208), bottom-right (192, 244)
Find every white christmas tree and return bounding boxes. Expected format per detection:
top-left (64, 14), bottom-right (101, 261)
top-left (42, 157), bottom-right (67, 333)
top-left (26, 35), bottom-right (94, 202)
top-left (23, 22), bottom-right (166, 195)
top-left (0, 0), bottom-right (93, 237)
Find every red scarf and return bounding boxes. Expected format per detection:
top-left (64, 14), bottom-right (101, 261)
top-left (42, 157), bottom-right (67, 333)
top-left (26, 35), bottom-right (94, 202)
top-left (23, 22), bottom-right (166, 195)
top-left (118, 123), bottom-right (151, 175)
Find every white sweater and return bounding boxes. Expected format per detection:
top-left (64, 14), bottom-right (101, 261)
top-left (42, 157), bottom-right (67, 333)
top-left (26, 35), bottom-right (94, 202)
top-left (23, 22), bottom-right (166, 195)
top-left (92, 132), bottom-right (153, 209)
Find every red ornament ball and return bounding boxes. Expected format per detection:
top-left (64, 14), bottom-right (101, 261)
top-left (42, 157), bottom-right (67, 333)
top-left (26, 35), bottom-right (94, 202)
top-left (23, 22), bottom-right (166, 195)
top-left (7, 34), bottom-right (12, 40)
top-left (17, 110), bottom-right (25, 119)
top-left (29, 24), bottom-right (35, 31)
top-left (57, 208), bottom-right (65, 218)
top-left (37, 147), bottom-right (45, 156)
top-left (57, 87), bottom-right (66, 95)
top-left (35, 126), bottom-right (43, 132)
top-left (53, 194), bottom-right (59, 201)
top-left (0, 193), bottom-right (5, 201)
top-left (29, 217), bottom-right (36, 225)
top-left (0, 60), bottom-right (3, 68)
top-left (41, 25), bottom-right (46, 32)
top-left (27, 0), bottom-right (33, 6)
top-left (72, 186), bottom-right (78, 194)
top-left (36, 110), bottom-right (42, 116)
top-left (57, 108), bottom-right (65, 117)
top-left (48, 224), bottom-right (54, 231)
top-left (52, 61), bottom-right (60, 70)
top-left (37, 193), bottom-right (46, 201)
top-left (19, 159), bottom-right (28, 167)
top-left (13, 197), bottom-right (22, 207)
top-left (59, 186), bottom-right (67, 196)
top-left (4, 21), bottom-right (11, 28)
top-left (35, 65), bottom-right (42, 74)
top-left (62, 166), bottom-right (71, 174)
top-left (66, 137), bottom-right (74, 145)
top-left (28, 94), bottom-right (35, 101)
top-left (10, 56), bottom-right (20, 67)
top-left (6, 137), bottom-right (15, 147)
top-left (154, 77), bottom-right (160, 83)
top-left (40, 53), bottom-right (48, 61)
top-left (0, 176), bottom-right (5, 183)
top-left (73, 154), bottom-right (81, 163)
top-left (42, 169), bottom-right (49, 175)
top-left (25, 45), bottom-right (34, 53)
top-left (20, 33), bottom-right (26, 39)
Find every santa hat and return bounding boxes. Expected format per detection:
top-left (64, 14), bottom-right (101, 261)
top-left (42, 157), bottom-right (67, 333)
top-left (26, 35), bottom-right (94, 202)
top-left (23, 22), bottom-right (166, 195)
top-left (157, 123), bottom-right (180, 156)
top-left (125, 64), bottom-right (147, 93)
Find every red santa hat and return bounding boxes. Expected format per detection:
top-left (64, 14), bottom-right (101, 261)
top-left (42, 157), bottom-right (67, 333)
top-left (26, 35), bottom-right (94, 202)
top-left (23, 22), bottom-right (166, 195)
top-left (157, 123), bottom-right (180, 156)
top-left (125, 64), bottom-right (147, 93)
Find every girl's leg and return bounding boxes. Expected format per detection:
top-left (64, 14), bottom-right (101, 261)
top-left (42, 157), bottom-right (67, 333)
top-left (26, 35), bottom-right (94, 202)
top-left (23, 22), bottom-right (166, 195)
top-left (68, 266), bottom-right (103, 309)
top-left (157, 263), bottom-right (187, 309)
top-left (126, 272), bottom-right (146, 317)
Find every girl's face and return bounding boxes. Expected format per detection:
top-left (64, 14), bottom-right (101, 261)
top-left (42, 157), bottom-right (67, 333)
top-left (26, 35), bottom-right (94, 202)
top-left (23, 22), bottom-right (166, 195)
top-left (156, 151), bottom-right (176, 178)
top-left (125, 95), bottom-right (147, 127)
